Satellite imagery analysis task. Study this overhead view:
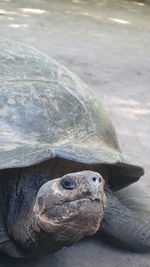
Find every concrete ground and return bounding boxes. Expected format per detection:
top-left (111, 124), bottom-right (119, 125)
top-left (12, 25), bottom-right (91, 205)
top-left (0, 0), bottom-right (150, 266)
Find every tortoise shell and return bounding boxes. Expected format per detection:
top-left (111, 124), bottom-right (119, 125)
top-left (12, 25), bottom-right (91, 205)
top-left (0, 38), bottom-right (144, 190)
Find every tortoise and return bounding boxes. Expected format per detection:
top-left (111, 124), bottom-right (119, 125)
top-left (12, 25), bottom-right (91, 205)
top-left (0, 38), bottom-right (150, 258)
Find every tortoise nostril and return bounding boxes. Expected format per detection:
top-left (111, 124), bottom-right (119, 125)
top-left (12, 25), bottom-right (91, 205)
top-left (92, 177), bottom-right (97, 182)
top-left (92, 176), bottom-right (102, 183)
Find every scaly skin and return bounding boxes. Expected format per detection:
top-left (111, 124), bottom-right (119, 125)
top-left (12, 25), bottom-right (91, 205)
top-left (101, 184), bottom-right (150, 252)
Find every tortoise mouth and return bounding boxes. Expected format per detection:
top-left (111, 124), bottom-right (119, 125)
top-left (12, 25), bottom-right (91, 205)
top-left (49, 196), bottom-right (102, 206)
top-left (35, 196), bottom-right (103, 215)
top-left (35, 196), bottom-right (105, 226)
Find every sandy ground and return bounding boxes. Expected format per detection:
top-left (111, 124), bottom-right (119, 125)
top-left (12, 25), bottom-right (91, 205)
top-left (0, 0), bottom-right (150, 266)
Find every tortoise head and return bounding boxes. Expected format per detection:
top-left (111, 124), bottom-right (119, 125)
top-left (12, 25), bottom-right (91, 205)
top-left (3, 167), bottom-right (106, 257)
top-left (34, 171), bottom-right (106, 250)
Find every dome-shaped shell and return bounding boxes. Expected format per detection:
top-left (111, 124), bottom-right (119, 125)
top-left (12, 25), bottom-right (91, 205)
top-left (0, 38), bottom-right (144, 191)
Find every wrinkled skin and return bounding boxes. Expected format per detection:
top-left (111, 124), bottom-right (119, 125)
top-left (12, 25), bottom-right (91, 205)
top-left (0, 158), bottom-right (106, 257)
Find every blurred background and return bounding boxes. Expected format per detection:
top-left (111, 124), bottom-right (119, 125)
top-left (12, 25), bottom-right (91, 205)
top-left (0, 0), bottom-right (150, 266)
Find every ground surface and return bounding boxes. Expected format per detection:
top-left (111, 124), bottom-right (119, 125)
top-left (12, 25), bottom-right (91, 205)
top-left (0, 0), bottom-right (150, 266)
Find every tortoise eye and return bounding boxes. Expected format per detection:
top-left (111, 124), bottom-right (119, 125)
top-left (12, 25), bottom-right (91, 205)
top-left (61, 178), bottom-right (76, 190)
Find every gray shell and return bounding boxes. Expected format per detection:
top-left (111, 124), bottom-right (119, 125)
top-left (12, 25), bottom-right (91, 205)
top-left (0, 38), bottom-right (144, 191)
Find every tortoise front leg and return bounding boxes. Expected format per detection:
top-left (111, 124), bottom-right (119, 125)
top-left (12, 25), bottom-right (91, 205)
top-left (100, 183), bottom-right (150, 252)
